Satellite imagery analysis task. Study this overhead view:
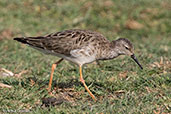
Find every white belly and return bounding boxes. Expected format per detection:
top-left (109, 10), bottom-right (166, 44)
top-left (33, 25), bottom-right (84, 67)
top-left (30, 45), bottom-right (96, 66)
top-left (64, 55), bottom-right (96, 66)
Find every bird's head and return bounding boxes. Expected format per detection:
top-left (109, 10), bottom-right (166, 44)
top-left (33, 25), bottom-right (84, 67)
top-left (113, 38), bottom-right (143, 69)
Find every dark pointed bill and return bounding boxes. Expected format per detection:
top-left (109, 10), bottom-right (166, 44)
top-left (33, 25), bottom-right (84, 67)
top-left (131, 54), bottom-right (143, 69)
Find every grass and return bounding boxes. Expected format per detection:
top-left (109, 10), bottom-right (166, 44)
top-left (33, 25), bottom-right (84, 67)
top-left (0, 0), bottom-right (170, 113)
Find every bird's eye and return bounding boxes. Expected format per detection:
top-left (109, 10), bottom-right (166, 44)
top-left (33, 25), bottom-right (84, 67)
top-left (125, 46), bottom-right (129, 50)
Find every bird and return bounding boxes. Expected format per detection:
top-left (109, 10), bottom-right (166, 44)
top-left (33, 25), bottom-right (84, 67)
top-left (14, 29), bottom-right (143, 101)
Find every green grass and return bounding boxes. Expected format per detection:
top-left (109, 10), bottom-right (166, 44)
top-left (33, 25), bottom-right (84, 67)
top-left (0, 0), bottom-right (170, 113)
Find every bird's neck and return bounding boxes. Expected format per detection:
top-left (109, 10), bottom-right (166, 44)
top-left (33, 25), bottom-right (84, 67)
top-left (97, 42), bottom-right (119, 60)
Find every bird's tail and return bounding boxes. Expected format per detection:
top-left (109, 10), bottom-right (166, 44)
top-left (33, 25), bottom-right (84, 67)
top-left (13, 37), bottom-right (28, 44)
top-left (14, 36), bottom-right (46, 49)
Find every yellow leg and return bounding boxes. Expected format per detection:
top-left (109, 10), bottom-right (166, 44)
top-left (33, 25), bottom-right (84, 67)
top-left (48, 58), bottom-right (63, 92)
top-left (79, 65), bottom-right (96, 101)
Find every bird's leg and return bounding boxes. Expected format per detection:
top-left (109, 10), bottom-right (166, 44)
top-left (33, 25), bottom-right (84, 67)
top-left (48, 58), bottom-right (63, 92)
top-left (79, 65), bottom-right (96, 101)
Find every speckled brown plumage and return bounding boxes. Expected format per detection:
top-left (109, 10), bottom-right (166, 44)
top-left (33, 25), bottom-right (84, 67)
top-left (14, 29), bottom-right (134, 64)
top-left (14, 29), bottom-right (143, 101)
top-left (15, 29), bottom-right (108, 57)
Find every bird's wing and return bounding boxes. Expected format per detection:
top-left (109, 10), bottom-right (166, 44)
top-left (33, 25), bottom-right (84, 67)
top-left (14, 29), bottom-right (108, 56)
top-left (70, 45), bottom-right (96, 58)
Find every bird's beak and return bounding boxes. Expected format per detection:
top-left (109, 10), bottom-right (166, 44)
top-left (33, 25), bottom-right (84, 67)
top-left (131, 54), bottom-right (143, 69)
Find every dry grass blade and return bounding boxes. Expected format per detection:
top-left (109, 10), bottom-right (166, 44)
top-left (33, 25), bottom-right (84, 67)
top-left (0, 68), bottom-right (14, 77)
top-left (15, 70), bottom-right (29, 78)
top-left (125, 19), bottom-right (144, 30)
top-left (118, 71), bottom-right (128, 79)
top-left (0, 83), bottom-right (12, 88)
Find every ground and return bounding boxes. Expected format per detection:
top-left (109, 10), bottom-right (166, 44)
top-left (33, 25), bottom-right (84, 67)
top-left (0, 0), bottom-right (170, 113)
